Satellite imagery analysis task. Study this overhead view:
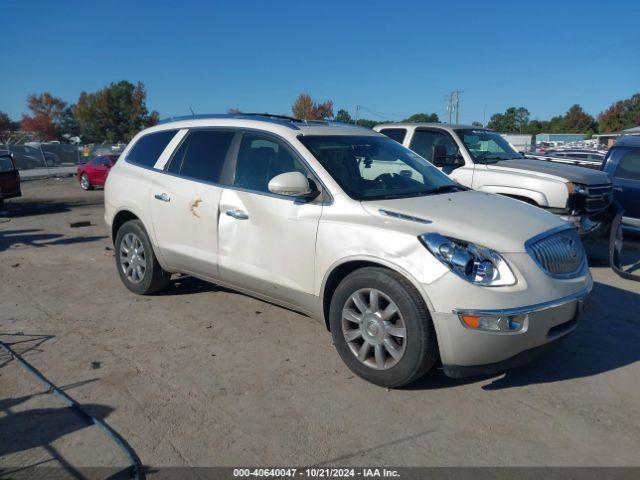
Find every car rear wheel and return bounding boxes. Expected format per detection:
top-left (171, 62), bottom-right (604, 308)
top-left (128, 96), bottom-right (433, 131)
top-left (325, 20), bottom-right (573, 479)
top-left (80, 173), bottom-right (92, 190)
top-left (114, 220), bottom-right (171, 295)
top-left (329, 267), bottom-right (438, 388)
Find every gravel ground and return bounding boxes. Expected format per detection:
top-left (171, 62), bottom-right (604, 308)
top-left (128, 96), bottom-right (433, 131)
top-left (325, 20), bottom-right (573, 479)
top-left (1, 177), bottom-right (639, 472)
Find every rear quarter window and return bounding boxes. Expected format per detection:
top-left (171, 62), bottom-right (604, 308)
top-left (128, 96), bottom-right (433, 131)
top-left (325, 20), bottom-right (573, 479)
top-left (126, 130), bottom-right (178, 168)
top-left (379, 128), bottom-right (407, 144)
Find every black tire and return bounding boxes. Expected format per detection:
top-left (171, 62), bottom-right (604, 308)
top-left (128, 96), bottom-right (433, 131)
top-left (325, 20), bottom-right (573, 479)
top-left (114, 219), bottom-right (171, 295)
top-left (80, 173), bottom-right (93, 190)
top-left (329, 267), bottom-right (438, 388)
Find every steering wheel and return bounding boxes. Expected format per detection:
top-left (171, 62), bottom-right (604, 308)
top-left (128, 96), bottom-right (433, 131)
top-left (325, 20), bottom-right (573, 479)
top-left (372, 172), bottom-right (397, 188)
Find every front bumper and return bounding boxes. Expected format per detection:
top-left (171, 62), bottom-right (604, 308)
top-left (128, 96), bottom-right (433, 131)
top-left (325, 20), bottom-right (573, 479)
top-left (432, 287), bottom-right (591, 377)
top-left (559, 201), bottom-right (619, 240)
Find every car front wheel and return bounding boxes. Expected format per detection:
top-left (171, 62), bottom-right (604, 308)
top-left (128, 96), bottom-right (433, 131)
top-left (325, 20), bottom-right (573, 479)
top-left (114, 220), bottom-right (171, 295)
top-left (329, 267), bottom-right (438, 388)
top-left (80, 173), bottom-right (92, 190)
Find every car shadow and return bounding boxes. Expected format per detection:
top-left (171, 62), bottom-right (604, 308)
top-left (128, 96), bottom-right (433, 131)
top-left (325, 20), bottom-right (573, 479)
top-left (406, 281), bottom-right (640, 390)
top-left (0, 229), bottom-right (106, 252)
top-left (159, 275), bottom-right (230, 296)
top-left (0, 198), bottom-right (104, 218)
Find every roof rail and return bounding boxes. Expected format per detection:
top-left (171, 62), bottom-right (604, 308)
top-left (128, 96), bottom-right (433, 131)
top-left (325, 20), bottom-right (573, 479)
top-left (158, 112), bottom-right (330, 129)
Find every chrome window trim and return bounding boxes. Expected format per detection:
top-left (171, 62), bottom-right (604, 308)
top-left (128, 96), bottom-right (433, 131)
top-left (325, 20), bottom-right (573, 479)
top-left (147, 126), bottom-right (333, 206)
top-left (524, 225), bottom-right (587, 279)
top-left (453, 286), bottom-right (591, 316)
top-left (153, 129), bottom-right (189, 170)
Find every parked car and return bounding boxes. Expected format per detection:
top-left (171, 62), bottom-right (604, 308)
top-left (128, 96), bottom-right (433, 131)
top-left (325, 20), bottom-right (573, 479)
top-left (525, 148), bottom-right (606, 170)
top-left (0, 147), bottom-right (42, 170)
top-left (0, 153), bottom-right (21, 206)
top-left (104, 114), bottom-right (592, 387)
top-left (601, 135), bottom-right (640, 233)
top-left (375, 124), bottom-right (614, 238)
top-left (77, 155), bottom-right (119, 190)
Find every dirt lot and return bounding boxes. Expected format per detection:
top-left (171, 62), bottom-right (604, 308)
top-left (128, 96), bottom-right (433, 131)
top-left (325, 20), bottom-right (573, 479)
top-left (1, 177), bottom-right (639, 471)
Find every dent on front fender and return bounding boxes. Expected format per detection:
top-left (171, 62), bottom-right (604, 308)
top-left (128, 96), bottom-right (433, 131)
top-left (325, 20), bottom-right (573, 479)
top-left (314, 200), bottom-right (449, 305)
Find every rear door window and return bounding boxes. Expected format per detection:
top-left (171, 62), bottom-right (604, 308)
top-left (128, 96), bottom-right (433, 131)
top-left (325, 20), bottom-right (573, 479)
top-left (126, 130), bottom-right (178, 168)
top-left (167, 130), bottom-right (236, 183)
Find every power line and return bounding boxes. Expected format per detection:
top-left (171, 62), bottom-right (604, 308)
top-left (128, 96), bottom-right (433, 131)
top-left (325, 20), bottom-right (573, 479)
top-left (446, 90), bottom-right (463, 124)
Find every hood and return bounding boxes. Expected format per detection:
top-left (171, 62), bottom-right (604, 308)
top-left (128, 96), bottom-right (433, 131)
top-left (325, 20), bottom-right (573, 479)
top-left (362, 190), bottom-right (567, 253)
top-left (489, 159), bottom-right (610, 185)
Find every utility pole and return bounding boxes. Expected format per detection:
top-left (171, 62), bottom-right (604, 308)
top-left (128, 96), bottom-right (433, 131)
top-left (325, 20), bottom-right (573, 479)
top-left (446, 90), bottom-right (463, 124)
top-left (355, 105), bottom-right (360, 125)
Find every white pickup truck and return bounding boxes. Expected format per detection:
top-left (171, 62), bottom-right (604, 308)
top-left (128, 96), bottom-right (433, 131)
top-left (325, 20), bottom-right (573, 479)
top-left (374, 123), bottom-right (614, 237)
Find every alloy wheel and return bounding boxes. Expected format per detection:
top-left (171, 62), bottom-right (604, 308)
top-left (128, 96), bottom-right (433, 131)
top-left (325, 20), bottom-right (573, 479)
top-left (341, 288), bottom-right (407, 370)
top-left (119, 232), bottom-right (147, 283)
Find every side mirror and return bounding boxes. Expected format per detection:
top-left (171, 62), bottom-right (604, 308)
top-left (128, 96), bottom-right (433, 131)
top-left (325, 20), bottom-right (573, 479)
top-left (268, 171), bottom-right (319, 199)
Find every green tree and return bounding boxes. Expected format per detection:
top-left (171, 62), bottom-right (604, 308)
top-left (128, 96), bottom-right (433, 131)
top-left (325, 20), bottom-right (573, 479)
top-left (598, 93), bottom-right (640, 132)
top-left (403, 113), bottom-right (439, 123)
top-left (0, 111), bottom-right (17, 141)
top-left (74, 81), bottom-right (159, 143)
top-left (291, 93), bottom-right (334, 120)
top-left (487, 107), bottom-right (529, 133)
top-left (471, 121), bottom-right (483, 127)
top-left (562, 104), bottom-right (597, 134)
top-left (60, 105), bottom-right (80, 138)
top-left (335, 109), bottom-right (353, 123)
top-left (20, 92), bottom-right (67, 140)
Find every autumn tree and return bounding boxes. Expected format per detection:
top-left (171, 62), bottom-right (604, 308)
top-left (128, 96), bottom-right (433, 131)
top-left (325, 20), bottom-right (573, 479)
top-left (291, 93), bottom-right (334, 120)
top-left (598, 93), bottom-right (640, 133)
top-left (20, 93), bottom-right (67, 140)
top-left (74, 81), bottom-right (159, 143)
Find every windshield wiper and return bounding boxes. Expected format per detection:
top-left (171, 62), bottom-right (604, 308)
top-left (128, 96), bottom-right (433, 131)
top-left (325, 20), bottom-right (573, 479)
top-left (365, 185), bottom-right (462, 200)
top-left (429, 185), bottom-right (462, 194)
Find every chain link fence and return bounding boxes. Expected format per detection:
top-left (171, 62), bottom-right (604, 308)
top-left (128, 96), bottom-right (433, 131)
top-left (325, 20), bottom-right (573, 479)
top-left (1, 138), bottom-right (127, 173)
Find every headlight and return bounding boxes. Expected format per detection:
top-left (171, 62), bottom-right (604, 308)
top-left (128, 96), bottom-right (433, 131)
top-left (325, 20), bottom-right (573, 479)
top-left (419, 233), bottom-right (516, 286)
top-left (567, 182), bottom-right (588, 195)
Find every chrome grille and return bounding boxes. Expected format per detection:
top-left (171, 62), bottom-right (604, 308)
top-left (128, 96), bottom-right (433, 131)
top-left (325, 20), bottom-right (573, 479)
top-left (526, 228), bottom-right (586, 278)
top-left (584, 184), bottom-right (613, 213)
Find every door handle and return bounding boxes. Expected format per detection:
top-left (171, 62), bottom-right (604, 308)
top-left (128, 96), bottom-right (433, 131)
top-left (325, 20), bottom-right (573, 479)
top-left (154, 192), bottom-right (171, 202)
top-left (613, 187), bottom-right (623, 192)
top-left (225, 209), bottom-right (249, 220)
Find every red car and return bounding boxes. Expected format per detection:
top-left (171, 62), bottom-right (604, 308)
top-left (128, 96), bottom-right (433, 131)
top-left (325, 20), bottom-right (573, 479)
top-left (0, 153), bottom-right (21, 206)
top-left (77, 155), bottom-right (119, 190)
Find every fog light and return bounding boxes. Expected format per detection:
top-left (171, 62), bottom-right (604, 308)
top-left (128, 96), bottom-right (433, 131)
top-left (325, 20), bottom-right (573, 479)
top-left (459, 314), bottom-right (526, 332)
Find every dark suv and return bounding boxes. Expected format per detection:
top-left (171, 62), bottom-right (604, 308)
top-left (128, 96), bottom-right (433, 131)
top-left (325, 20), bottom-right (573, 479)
top-left (602, 135), bottom-right (640, 233)
top-left (0, 153), bottom-right (21, 206)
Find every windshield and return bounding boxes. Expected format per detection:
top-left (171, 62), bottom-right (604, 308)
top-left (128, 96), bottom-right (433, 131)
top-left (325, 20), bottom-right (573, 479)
top-left (456, 129), bottom-right (522, 163)
top-left (299, 135), bottom-right (460, 200)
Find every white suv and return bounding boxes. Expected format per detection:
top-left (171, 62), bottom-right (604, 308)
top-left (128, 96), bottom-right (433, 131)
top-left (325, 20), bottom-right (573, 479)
top-left (105, 114), bottom-right (592, 387)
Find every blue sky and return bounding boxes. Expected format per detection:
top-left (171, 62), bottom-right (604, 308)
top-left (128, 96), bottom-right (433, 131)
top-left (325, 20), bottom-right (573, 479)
top-left (2, 0), bottom-right (639, 123)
